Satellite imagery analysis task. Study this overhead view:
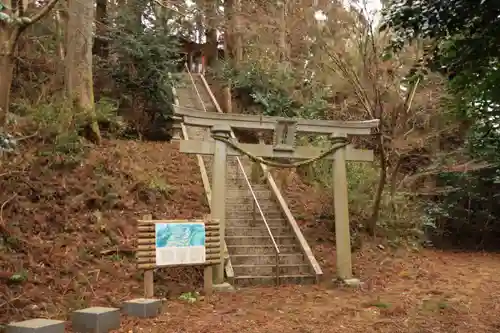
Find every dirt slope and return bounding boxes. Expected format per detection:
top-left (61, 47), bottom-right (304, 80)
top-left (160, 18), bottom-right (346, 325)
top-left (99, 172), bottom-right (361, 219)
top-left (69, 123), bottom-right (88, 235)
top-left (3, 138), bottom-right (500, 333)
top-left (0, 138), bottom-right (209, 323)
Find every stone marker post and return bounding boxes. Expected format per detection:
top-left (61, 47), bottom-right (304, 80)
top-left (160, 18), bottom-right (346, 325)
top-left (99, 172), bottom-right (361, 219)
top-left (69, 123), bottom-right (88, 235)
top-left (6, 319), bottom-right (65, 333)
top-left (123, 298), bottom-right (162, 318)
top-left (72, 307), bottom-right (120, 333)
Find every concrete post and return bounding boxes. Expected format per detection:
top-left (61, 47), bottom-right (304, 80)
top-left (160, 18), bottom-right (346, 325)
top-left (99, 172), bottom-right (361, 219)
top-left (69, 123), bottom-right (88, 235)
top-left (331, 133), bottom-right (353, 280)
top-left (123, 298), bottom-right (162, 318)
top-left (72, 307), bottom-right (120, 333)
top-left (211, 124), bottom-right (231, 284)
top-left (6, 319), bottom-right (65, 333)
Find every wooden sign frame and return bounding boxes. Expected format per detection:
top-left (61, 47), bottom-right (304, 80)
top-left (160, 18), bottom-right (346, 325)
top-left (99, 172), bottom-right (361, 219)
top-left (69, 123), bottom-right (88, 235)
top-left (137, 214), bottom-right (220, 296)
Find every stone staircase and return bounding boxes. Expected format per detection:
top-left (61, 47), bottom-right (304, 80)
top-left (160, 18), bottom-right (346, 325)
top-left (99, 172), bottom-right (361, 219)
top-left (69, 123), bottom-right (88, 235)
top-left (174, 72), bottom-right (319, 287)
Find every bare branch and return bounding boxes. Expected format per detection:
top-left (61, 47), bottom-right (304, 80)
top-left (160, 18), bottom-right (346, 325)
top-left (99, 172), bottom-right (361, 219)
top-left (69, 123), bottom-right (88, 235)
top-left (10, 0), bottom-right (60, 48)
top-left (26, 0), bottom-right (60, 26)
top-left (321, 48), bottom-right (375, 119)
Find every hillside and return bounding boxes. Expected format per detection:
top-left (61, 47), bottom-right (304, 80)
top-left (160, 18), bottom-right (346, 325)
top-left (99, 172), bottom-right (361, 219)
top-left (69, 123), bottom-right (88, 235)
top-left (0, 138), bottom-right (209, 322)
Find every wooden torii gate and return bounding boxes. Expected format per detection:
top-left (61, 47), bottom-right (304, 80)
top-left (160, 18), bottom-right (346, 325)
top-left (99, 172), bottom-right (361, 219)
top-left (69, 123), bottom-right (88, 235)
top-left (173, 109), bottom-right (379, 284)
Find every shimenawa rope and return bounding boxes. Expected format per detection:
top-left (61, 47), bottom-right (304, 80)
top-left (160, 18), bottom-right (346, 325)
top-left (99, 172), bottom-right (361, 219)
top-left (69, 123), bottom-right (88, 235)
top-left (211, 135), bottom-right (348, 168)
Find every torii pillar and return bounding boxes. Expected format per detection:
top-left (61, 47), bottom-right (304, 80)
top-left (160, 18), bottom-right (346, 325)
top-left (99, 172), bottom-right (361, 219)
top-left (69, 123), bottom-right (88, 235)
top-left (210, 124), bottom-right (230, 284)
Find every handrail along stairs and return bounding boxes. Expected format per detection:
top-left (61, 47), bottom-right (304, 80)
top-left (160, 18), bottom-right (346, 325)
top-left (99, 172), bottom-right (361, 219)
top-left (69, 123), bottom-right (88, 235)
top-left (193, 71), bottom-right (323, 282)
top-left (183, 64), bottom-right (282, 286)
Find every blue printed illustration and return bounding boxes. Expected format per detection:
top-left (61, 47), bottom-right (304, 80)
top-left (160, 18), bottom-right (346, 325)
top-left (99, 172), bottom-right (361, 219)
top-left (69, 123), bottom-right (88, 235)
top-left (155, 223), bottom-right (205, 248)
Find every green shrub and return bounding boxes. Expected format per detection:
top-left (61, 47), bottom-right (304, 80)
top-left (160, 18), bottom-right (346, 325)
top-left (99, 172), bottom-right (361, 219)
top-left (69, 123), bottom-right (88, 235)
top-left (212, 60), bottom-right (329, 118)
top-left (102, 4), bottom-right (180, 132)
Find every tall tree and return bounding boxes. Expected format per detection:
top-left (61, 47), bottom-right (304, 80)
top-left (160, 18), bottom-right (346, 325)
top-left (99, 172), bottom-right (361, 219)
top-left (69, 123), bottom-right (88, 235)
top-left (382, 0), bottom-right (500, 149)
top-left (277, 0), bottom-right (287, 64)
top-left (93, 0), bottom-right (108, 57)
top-left (382, 0), bottom-right (500, 245)
top-left (231, 0), bottom-right (242, 63)
top-left (202, 0), bottom-right (218, 68)
top-left (65, 0), bottom-right (101, 143)
top-left (0, 0), bottom-right (59, 126)
top-left (381, 0), bottom-right (500, 77)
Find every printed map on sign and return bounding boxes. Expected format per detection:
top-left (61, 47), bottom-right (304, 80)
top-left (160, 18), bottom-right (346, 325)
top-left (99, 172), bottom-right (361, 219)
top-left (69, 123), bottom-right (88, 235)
top-left (155, 222), bottom-right (206, 266)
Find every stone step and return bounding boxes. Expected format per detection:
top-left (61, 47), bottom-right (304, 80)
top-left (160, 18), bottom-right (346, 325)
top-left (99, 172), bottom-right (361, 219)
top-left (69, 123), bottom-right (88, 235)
top-left (234, 274), bottom-right (317, 287)
top-left (227, 244), bottom-right (299, 255)
top-left (226, 196), bottom-right (275, 203)
top-left (226, 189), bottom-right (273, 199)
top-left (226, 203), bottom-right (280, 211)
top-left (229, 184), bottom-right (269, 191)
top-left (226, 211), bottom-right (283, 219)
top-left (225, 181), bottom-right (251, 188)
top-left (226, 200), bottom-right (278, 207)
top-left (226, 217), bottom-right (287, 228)
top-left (230, 253), bottom-right (306, 266)
top-left (225, 174), bottom-right (251, 180)
top-left (225, 235), bottom-right (296, 246)
top-left (226, 226), bottom-right (292, 237)
top-left (205, 172), bottom-right (245, 180)
top-left (225, 179), bottom-right (248, 184)
top-left (205, 169), bottom-right (243, 178)
top-left (225, 184), bottom-right (248, 191)
top-left (225, 167), bottom-right (254, 174)
top-left (224, 176), bottom-right (259, 183)
top-left (232, 264), bottom-right (312, 276)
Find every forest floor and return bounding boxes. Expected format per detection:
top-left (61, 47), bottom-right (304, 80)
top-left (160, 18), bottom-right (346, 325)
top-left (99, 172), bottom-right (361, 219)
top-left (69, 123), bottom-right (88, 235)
top-left (1, 138), bottom-right (500, 332)
top-left (124, 250), bottom-right (500, 333)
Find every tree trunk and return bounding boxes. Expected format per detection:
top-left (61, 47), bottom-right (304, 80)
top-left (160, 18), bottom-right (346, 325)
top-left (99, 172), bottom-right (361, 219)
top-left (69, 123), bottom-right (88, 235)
top-left (204, 0), bottom-right (218, 68)
top-left (65, 0), bottom-right (101, 144)
top-left (367, 133), bottom-right (387, 236)
top-left (222, 0), bottom-right (233, 113)
top-left (0, 52), bottom-right (14, 126)
top-left (278, 0), bottom-right (288, 64)
top-left (93, 0), bottom-right (108, 58)
top-left (0, 3), bottom-right (17, 126)
top-left (0, 0), bottom-right (60, 127)
top-left (130, 0), bottom-right (145, 30)
top-left (54, 9), bottom-right (65, 59)
top-left (234, 0), bottom-right (242, 63)
top-left (224, 0), bottom-right (233, 58)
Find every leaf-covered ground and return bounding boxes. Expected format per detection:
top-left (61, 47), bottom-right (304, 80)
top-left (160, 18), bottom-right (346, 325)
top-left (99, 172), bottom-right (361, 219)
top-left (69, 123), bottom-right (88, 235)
top-left (121, 249), bottom-right (500, 333)
top-left (0, 139), bottom-right (209, 323)
top-left (2, 138), bottom-right (500, 332)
